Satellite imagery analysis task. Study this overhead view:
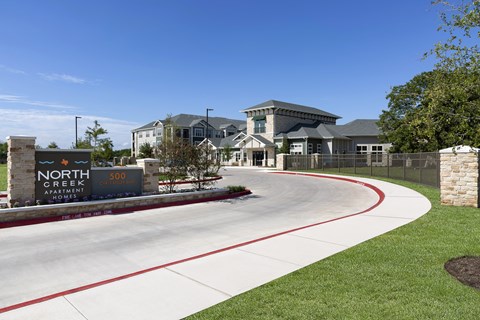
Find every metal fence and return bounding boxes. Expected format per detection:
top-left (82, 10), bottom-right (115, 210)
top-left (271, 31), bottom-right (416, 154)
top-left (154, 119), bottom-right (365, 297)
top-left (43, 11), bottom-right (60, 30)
top-left (285, 152), bottom-right (440, 188)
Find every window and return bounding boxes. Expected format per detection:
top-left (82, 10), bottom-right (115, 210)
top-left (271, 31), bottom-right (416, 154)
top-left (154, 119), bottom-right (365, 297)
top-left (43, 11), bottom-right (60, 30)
top-left (138, 132), bottom-right (143, 138)
top-left (183, 129), bottom-right (190, 139)
top-left (254, 119), bottom-right (266, 133)
top-left (146, 131), bottom-right (150, 137)
top-left (194, 127), bottom-right (204, 137)
top-left (290, 143), bottom-right (303, 155)
top-left (316, 143), bottom-right (322, 153)
top-left (307, 143), bottom-right (313, 154)
top-left (356, 145), bottom-right (368, 154)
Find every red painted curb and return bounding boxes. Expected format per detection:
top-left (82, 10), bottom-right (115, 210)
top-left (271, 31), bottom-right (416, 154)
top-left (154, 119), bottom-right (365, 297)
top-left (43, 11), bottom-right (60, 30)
top-left (0, 173), bottom-right (384, 314)
top-left (0, 190), bottom-right (251, 230)
top-left (0, 194), bottom-right (6, 198)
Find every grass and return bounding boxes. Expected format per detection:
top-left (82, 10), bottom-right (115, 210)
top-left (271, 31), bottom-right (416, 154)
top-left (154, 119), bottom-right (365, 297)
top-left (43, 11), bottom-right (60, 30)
top-left (188, 173), bottom-right (480, 319)
top-left (0, 164), bottom-right (6, 191)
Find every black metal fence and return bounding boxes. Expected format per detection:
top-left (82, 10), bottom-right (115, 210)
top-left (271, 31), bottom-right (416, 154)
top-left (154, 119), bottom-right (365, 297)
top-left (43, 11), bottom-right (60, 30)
top-left (285, 152), bottom-right (440, 188)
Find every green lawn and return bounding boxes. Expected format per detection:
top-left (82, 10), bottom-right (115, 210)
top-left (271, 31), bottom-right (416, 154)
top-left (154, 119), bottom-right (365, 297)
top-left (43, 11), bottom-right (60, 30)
top-left (189, 175), bottom-right (480, 319)
top-left (0, 164), bottom-right (6, 191)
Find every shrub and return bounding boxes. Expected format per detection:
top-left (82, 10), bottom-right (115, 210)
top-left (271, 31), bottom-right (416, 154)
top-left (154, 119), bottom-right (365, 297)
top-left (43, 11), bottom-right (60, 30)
top-left (227, 185), bottom-right (246, 193)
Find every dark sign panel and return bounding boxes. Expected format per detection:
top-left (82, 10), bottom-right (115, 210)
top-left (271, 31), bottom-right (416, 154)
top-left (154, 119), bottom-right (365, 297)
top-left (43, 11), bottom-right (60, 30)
top-left (35, 150), bottom-right (92, 202)
top-left (91, 168), bottom-right (143, 196)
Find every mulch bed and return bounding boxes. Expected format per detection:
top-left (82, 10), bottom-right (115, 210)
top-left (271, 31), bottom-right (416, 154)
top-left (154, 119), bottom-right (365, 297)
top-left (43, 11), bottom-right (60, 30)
top-left (445, 256), bottom-right (480, 290)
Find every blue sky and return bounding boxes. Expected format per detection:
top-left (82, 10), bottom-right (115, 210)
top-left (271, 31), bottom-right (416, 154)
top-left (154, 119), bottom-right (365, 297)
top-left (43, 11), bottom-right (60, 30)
top-left (0, 0), bottom-right (443, 149)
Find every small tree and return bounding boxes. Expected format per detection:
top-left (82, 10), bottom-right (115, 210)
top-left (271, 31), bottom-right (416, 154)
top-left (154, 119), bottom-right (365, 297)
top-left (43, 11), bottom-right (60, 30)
top-left (138, 142), bottom-right (154, 158)
top-left (278, 136), bottom-right (290, 154)
top-left (76, 120), bottom-right (114, 166)
top-left (47, 141), bottom-right (59, 149)
top-left (222, 144), bottom-right (233, 162)
top-left (157, 116), bottom-right (190, 193)
top-left (187, 144), bottom-right (220, 191)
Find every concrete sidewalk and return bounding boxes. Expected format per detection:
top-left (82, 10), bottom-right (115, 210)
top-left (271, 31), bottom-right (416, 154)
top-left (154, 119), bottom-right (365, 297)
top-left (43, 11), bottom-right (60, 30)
top-left (0, 173), bottom-right (431, 320)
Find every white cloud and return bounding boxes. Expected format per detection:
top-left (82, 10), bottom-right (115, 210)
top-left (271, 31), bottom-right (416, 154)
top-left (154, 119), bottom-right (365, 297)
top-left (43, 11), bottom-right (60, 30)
top-left (0, 64), bottom-right (27, 75)
top-left (0, 94), bottom-right (77, 110)
top-left (0, 108), bottom-right (139, 150)
top-left (38, 73), bottom-right (87, 84)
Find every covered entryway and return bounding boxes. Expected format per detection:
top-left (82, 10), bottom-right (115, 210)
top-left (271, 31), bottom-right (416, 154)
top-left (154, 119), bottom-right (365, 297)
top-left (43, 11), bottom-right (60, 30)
top-left (236, 135), bottom-right (276, 167)
top-left (252, 151), bottom-right (268, 166)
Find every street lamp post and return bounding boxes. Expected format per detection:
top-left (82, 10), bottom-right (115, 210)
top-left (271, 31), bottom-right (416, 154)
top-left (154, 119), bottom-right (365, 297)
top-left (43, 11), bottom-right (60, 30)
top-left (206, 108), bottom-right (214, 140)
top-left (75, 116), bottom-right (82, 148)
top-left (205, 108), bottom-right (214, 159)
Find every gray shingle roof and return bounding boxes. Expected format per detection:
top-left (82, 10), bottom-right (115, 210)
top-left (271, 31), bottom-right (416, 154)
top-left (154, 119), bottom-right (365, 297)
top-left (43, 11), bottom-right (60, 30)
top-left (170, 114), bottom-right (245, 130)
top-left (334, 119), bottom-right (381, 136)
top-left (132, 114), bottom-right (245, 132)
top-left (275, 122), bottom-right (350, 140)
top-left (132, 120), bottom-right (158, 131)
top-left (241, 100), bottom-right (341, 119)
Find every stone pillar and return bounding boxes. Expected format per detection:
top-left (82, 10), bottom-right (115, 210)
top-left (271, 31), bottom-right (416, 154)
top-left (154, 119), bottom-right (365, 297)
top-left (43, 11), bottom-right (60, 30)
top-left (7, 136), bottom-right (36, 207)
top-left (137, 158), bottom-right (160, 193)
top-left (276, 153), bottom-right (287, 170)
top-left (440, 146), bottom-right (479, 207)
top-left (262, 147), bottom-right (267, 167)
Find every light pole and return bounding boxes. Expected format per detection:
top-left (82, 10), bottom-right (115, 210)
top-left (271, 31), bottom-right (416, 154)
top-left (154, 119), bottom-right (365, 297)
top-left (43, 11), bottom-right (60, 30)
top-left (205, 108), bottom-right (214, 161)
top-left (75, 116), bottom-right (82, 148)
top-left (206, 108), bottom-right (214, 140)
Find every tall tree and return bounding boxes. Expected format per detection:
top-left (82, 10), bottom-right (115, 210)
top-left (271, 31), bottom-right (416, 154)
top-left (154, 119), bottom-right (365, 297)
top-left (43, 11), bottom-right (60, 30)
top-left (430, 0), bottom-right (480, 71)
top-left (85, 120), bottom-right (108, 151)
top-left (379, 1), bottom-right (480, 152)
top-left (81, 120), bottom-right (114, 166)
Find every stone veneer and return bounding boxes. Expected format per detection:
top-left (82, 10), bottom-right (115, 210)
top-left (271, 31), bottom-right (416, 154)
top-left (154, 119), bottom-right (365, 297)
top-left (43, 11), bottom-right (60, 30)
top-left (276, 153), bottom-right (287, 170)
top-left (137, 158), bottom-right (160, 193)
top-left (7, 136), bottom-right (36, 208)
top-left (0, 189), bottom-right (231, 223)
top-left (440, 146), bottom-right (479, 207)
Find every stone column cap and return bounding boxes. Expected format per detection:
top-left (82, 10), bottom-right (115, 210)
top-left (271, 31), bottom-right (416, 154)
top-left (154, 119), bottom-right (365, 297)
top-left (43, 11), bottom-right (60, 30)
top-left (439, 145), bottom-right (480, 154)
top-left (136, 158), bottom-right (160, 163)
top-left (7, 135), bottom-right (36, 140)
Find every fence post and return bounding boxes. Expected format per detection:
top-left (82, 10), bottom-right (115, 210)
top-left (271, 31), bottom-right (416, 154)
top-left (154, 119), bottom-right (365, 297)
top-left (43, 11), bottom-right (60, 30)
top-left (387, 153), bottom-right (390, 178)
top-left (419, 153), bottom-right (423, 184)
top-left (370, 154), bottom-right (373, 176)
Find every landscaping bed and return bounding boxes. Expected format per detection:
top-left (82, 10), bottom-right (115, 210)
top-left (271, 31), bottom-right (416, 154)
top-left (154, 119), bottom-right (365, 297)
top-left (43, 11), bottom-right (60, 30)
top-left (0, 187), bottom-right (251, 228)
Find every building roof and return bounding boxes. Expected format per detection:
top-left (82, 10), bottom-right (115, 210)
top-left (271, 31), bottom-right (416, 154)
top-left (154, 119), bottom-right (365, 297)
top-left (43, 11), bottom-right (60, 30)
top-left (241, 100), bottom-right (341, 119)
top-left (275, 119), bottom-right (381, 140)
top-left (132, 114), bottom-right (246, 132)
top-left (132, 120), bottom-right (158, 131)
top-left (170, 114), bottom-right (245, 130)
top-left (334, 119), bottom-right (381, 136)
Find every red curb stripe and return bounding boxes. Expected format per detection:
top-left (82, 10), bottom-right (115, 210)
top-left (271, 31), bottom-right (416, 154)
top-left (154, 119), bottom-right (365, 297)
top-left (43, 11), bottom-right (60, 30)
top-left (0, 174), bottom-right (384, 314)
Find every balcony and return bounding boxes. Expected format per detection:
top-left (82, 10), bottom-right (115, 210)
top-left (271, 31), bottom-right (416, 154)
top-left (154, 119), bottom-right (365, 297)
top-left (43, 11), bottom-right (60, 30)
top-left (254, 127), bottom-right (266, 134)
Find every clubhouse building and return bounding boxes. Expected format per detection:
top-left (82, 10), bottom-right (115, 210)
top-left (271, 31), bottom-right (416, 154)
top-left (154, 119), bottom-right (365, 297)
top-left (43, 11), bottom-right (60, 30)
top-left (131, 100), bottom-right (391, 166)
